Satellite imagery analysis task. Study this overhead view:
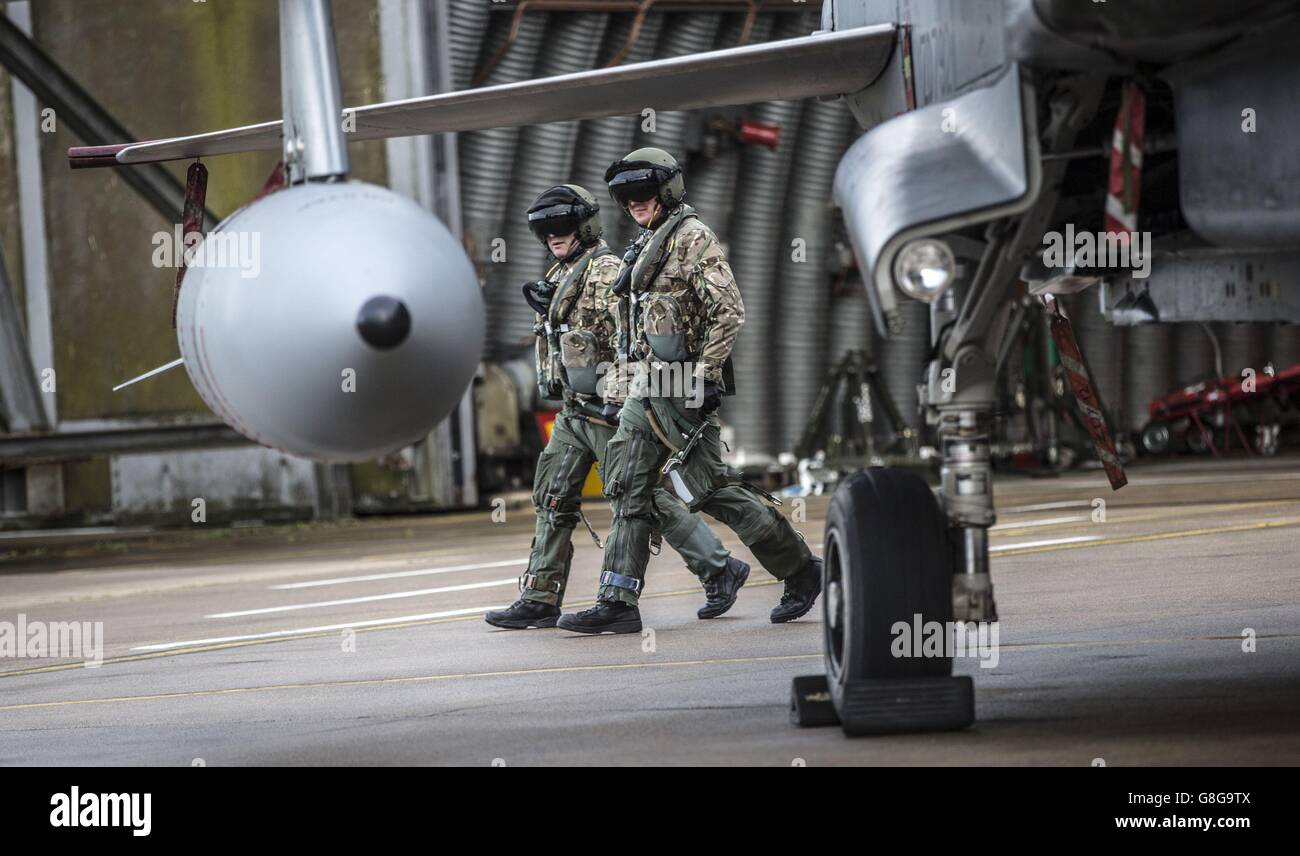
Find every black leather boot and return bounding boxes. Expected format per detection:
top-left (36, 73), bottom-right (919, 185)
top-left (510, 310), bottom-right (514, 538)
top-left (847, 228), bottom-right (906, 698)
top-left (485, 599), bottom-right (561, 630)
top-left (556, 601), bottom-right (642, 634)
top-left (770, 557), bottom-right (823, 624)
top-left (698, 557), bottom-right (750, 619)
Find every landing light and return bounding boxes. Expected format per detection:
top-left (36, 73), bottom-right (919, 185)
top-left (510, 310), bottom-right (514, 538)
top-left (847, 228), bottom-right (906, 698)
top-left (893, 239), bottom-right (956, 303)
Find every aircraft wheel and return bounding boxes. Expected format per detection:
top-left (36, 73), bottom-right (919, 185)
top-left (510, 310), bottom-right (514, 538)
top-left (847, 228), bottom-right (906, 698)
top-left (823, 468), bottom-right (956, 734)
top-left (1141, 422), bottom-right (1171, 456)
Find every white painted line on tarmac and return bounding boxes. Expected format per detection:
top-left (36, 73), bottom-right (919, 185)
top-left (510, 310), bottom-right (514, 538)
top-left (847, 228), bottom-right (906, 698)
top-left (1042, 470), bottom-right (1300, 491)
top-left (991, 515), bottom-right (1090, 531)
top-left (207, 578), bottom-right (519, 619)
top-left (270, 558), bottom-right (528, 590)
top-left (132, 605), bottom-right (507, 651)
top-left (1126, 471), bottom-right (1300, 487)
top-left (999, 500), bottom-right (1094, 514)
top-left (990, 535), bottom-right (1102, 552)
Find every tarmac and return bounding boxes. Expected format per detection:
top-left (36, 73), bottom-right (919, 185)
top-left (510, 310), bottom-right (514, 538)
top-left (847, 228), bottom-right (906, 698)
top-left (1, 455), bottom-right (1297, 765)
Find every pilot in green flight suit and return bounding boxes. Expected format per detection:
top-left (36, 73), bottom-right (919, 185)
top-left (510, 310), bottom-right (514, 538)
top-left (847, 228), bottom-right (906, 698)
top-left (555, 151), bottom-right (823, 635)
top-left (485, 184), bottom-right (749, 630)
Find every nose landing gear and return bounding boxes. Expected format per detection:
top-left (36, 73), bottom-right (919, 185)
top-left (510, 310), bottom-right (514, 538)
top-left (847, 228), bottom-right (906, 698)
top-left (790, 467), bottom-right (975, 735)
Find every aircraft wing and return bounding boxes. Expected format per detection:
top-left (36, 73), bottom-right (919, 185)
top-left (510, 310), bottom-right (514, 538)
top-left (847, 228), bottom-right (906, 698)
top-left (68, 25), bottom-right (894, 168)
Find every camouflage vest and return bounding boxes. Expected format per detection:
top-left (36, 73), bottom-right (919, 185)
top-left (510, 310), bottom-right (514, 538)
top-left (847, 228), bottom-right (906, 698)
top-left (625, 204), bottom-right (697, 363)
top-left (536, 241), bottom-right (617, 403)
top-left (624, 206), bottom-right (743, 390)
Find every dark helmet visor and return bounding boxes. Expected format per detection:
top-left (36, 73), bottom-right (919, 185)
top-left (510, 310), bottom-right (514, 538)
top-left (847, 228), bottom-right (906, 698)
top-left (607, 168), bottom-right (665, 206)
top-left (527, 203), bottom-right (583, 240)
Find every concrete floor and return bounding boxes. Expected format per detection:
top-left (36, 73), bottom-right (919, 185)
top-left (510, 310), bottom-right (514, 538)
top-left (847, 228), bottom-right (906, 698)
top-left (1, 455), bottom-right (1298, 766)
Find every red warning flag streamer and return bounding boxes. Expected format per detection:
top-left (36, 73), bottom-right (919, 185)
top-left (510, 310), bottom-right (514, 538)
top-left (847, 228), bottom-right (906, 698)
top-left (1104, 81), bottom-right (1146, 240)
top-left (169, 160), bottom-right (284, 329)
top-left (171, 160), bottom-right (208, 329)
top-left (1043, 294), bottom-right (1128, 491)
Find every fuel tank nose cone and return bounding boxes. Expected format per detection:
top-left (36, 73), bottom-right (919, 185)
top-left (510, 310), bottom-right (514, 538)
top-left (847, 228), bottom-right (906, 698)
top-left (357, 295), bottom-right (411, 349)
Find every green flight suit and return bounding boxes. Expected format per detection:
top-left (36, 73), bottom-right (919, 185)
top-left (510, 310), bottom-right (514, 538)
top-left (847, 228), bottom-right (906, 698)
top-left (520, 239), bottom-right (732, 606)
top-left (595, 208), bottom-right (812, 606)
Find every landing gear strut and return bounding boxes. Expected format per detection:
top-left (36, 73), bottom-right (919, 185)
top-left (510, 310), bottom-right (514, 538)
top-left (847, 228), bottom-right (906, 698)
top-left (792, 74), bottom-right (1111, 736)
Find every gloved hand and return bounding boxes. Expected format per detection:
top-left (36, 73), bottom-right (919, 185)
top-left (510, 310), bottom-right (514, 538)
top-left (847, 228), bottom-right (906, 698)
top-left (699, 381), bottom-right (722, 414)
top-left (610, 265), bottom-right (634, 297)
top-left (537, 379), bottom-right (563, 402)
top-left (601, 402), bottom-right (622, 425)
top-left (522, 280), bottom-right (555, 316)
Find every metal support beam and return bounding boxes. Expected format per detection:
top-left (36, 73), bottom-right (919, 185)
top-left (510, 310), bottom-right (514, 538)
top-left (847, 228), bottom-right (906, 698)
top-left (0, 242), bottom-right (48, 432)
top-left (431, 0), bottom-right (478, 508)
top-left (0, 422), bottom-right (249, 465)
top-left (377, 0), bottom-right (477, 508)
top-left (311, 462), bottom-right (353, 520)
top-left (929, 74), bottom-right (1107, 624)
top-left (6, 2), bottom-right (55, 426)
top-left (0, 7), bottom-right (217, 228)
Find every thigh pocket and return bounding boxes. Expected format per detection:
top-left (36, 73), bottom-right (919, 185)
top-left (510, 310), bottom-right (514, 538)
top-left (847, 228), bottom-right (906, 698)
top-left (602, 430), bottom-right (658, 517)
top-left (661, 425), bottom-right (728, 510)
top-left (663, 463), bottom-right (722, 511)
top-left (534, 442), bottom-right (582, 516)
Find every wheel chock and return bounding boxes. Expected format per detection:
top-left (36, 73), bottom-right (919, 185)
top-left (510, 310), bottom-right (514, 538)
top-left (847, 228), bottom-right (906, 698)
top-left (789, 674), bottom-right (841, 728)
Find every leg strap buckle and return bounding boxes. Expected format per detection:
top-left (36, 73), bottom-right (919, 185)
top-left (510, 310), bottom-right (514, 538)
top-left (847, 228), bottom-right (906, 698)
top-left (520, 573), bottom-right (562, 594)
top-left (599, 570), bottom-right (643, 593)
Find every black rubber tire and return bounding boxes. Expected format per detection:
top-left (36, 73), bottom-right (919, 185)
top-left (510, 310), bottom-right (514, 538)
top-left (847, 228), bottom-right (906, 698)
top-left (822, 468), bottom-right (955, 719)
top-left (1140, 422), bottom-right (1171, 456)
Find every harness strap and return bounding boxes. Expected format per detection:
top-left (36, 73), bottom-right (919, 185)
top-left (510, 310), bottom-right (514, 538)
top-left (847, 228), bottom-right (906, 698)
top-left (643, 405), bottom-right (682, 453)
top-left (600, 570), bottom-right (643, 593)
top-left (520, 572), bottom-right (562, 594)
top-left (549, 243), bottom-right (615, 328)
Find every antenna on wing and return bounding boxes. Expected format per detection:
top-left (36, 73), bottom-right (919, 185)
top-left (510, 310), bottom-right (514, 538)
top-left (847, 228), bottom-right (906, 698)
top-left (112, 358), bottom-right (185, 392)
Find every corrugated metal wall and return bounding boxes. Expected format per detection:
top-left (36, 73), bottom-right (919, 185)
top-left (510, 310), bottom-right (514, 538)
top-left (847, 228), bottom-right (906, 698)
top-left (571, 12), bottom-right (667, 248)
top-left (459, 8), bottom-right (866, 459)
top-left (492, 12), bottom-right (610, 356)
top-left (5, 2), bottom-right (1295, 525)
top-left (452, 7), bottom-right (1300, 455)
